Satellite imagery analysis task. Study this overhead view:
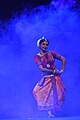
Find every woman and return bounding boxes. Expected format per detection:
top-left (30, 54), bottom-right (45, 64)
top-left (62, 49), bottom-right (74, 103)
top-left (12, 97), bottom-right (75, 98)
top-left (33, 37), bottom-right (66, 117)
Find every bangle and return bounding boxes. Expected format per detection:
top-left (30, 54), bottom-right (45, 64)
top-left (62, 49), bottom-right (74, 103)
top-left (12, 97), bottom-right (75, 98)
top-left (53, 69), bottom-right (56, 73)
top-left (60, 69), bottom-right (64, 73)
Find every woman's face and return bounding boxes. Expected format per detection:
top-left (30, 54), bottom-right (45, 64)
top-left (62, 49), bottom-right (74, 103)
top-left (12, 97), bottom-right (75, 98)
top-left (39, 41), bottom-right (48, 52)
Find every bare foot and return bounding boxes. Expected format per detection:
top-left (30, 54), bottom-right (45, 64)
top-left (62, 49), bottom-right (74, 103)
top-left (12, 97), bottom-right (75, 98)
top-left (48, 114), bottom-right (55, 118)
top-left (48, 111), bottom-right (55, 118)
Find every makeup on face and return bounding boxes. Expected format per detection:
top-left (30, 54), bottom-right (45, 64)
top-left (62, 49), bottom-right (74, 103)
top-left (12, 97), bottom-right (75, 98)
top-left (40, 41), bottom-right (49, 52)
top-left (42, 43), bottom-right (48, 46)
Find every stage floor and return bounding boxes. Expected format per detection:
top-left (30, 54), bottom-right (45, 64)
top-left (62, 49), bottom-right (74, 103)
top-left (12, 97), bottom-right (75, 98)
top-left (1, 116), bottom-right (80, 120)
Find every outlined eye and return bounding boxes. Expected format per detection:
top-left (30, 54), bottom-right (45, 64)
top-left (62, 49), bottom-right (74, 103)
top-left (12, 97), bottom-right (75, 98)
top-left (43, 43), bottom-right (48, 46)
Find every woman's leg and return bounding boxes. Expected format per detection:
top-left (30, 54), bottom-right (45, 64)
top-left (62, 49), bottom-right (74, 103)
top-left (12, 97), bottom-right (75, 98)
top-left (48, 110), bottom-right (55, 117)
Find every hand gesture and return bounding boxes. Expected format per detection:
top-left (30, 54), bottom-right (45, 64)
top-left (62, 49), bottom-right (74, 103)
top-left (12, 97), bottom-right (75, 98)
top-left (54, 69), bottom-right (63, 75)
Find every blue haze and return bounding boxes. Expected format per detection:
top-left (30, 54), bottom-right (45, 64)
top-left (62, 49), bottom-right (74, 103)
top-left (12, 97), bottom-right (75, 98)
top-left (0, 6), bottom-right (80, 118)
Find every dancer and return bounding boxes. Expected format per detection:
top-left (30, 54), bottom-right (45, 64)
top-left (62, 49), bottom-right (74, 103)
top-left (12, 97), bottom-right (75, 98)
top-left (33, 37), bottom-right (66, 117)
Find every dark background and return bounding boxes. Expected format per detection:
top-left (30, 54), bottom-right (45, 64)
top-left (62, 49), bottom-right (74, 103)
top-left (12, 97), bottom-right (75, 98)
top-left (0, 0), bottom-right (52, 21)
top-left (0, 0), bottom-right (80, 21)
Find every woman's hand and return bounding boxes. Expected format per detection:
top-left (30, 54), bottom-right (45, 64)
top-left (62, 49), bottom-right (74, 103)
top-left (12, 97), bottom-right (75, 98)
top-left (53, 69), bottom-right (63, 75)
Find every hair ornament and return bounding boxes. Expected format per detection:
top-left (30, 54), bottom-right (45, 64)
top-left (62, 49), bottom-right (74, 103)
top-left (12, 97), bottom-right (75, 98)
top-left (37, 36), bottom-right (45, 47)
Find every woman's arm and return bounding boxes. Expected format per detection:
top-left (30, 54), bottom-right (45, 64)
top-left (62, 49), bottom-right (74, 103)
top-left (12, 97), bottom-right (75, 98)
top-left (51, 52), bottom-right (66, 74)
top-left (60, 56), bottom-right (66, 72)
top-left (52, 52), bottom-right (66, 73)
top-left (38, 65), bottom-right (55, 73)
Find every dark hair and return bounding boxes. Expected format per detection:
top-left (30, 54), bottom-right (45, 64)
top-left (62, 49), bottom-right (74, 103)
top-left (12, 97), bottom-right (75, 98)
top-left (39, 38), bottom-right (49, 45)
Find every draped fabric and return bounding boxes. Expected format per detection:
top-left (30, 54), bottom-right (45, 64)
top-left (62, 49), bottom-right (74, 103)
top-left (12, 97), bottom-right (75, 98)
top-left (33, 51), bottom-right (65, 111)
